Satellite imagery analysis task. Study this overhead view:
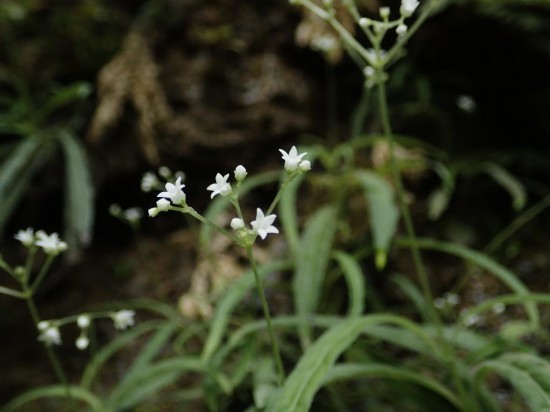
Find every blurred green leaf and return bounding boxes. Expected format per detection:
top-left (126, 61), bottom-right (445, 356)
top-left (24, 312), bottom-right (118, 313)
top-left (354, 170), bottom-right (399, 269)
top-left (333, 251), bottom-right (366, 317)
top-left (57, 131), bottom-right (94, 257)
top-left (4, 385), bottom-right (107, 411)
top-left (477, 355), bottom-right (550, 411)
top-left (293, 205), bottom-right (338, 347)
top-left (483, 162), bottom-right (526, 211)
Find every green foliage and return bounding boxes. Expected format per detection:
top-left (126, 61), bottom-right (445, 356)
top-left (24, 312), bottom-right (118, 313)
top-left (0, 75), bottom-right (94, 250)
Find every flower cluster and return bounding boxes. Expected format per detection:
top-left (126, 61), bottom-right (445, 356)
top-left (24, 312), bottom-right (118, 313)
top-left (36, 310), bottom-right (136, 349)
top-left (148, 146), bottom-right (310, 243)
top-left (14, 228), bottom-right (68, 256)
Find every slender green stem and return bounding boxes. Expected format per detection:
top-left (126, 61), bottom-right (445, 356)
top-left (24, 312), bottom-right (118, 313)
top-left (245, 247), bottom-right (285, 385)
top-left (376, 74), bottom-right (475, 411)
top-left (0, 285), bottom-right (25, 298)
top-left (376, 78), bottom-right (437, 321)
top-left (24, 292), bottom-right (71, 395)
top-left (30, 254), bottom-right (55, 293)
top-left (180, 206), bottom-right (240, 243)
top-left (483, 193), bottom-right (550, 255)
top-left (267, 179), bottom-right (288, 216)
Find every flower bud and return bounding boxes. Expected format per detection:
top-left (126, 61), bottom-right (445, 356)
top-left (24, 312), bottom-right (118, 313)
top-left (77, 315), bottom-right (91, 329)
top-left (299, 160), bottom-right (311, 172)
top-left (234, 165), bottom-right (248, 181)
top-left (156, 198), bottom-right (171, 212)
top-left (231, 218), bottom-right (245, 230)
top-left (148, 207), bottom-right (159, 217)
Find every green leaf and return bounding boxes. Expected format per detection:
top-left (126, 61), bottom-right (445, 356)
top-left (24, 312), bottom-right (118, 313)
top-left (333, 251), bottom-right (366, 316)
top-left (483, 162), bottom-right (527, 211)
top-left (0, 137), bottom-right (47, 237)
top-left (500, 353), bottom-right (550, 393)
top-left (4, 385), bottom-right (107, 411)
top-left (353, 171), bottom-right (399, 269)
top-left (391, 274), bottom-right (431, 321)
top-left (477, 357), bottom-right (550, 411)
top-left (118, 321), bottom-right (179, 385)
top-left (201, 260), bottom-right (291, 361)
top-left (107, 357), bottom-right (203, 409)
top-left (33, 82), bottom-right (91, 125)
top-left (402, 237), bottom-right (539, 327)
top-left (324, 363), bottom-right (460, 408)
top-left (266, 318), bottom-right (367, 412)
top-left (278, 175), bottom-right (304, 258)
top-left (57, 131), bottom-right (94, 258)
top-left (81, 320), bottom-right (165, 389)
top-left (293, 205), bottom-right (338, 347)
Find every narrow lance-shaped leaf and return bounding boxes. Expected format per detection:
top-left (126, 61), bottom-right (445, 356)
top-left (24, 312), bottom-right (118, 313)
top-left (293, 205), bottom-right (338, 347)
top-left (354, 170), bottom-right (399, 269)
top-left (57, 131), bottom-right (95, 260)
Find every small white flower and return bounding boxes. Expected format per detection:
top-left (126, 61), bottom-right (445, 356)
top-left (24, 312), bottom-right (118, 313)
top-left (157, 177), bottom-right (186, 205)
top-left (14, 228), bottom-right (35, 247)
top-left (148, 208), bottom-right (159, 217)
top-left (158, 166), bottom-right (171, 179)
top-left (365, 48), bottom-right (386, 67)
top-left (234, 165), bottom-right (247, 181)
top-left (140, 172), bottom-right (160, 192)
top-left (279, 146), bottom-right (308, 172)
top-left (396, 23), bottom-right (408, 36)
top-left (123, 208), bottom-right (143, 224)
top-left (359, 17), bottom-right (371, 28)
top-left (379, 7), bottom-right (390, 19)
top-left (207, 173), bottom-right (232, 199)
top-left (364, 66), bottom-right (375, 78)
top-left (77, 315), bottom-right (90, 329)
top-left (401, 0), bottom-right (419, 17)
top-left (76, 335), bottom-right (89, 350)
top-left (156, 198), bottom-right (171, 212)
top-left (230, 218), bottom-right (245, 230)
top-left (456, 95), bottom-right (477, 113)
top-left (38, 326), bottom-right (61, 346)
top-left (112, 310), bottom-right (136, 330)
top-left (299, 160), bottom-right (311, 172)
top-left (109, 204), bottom-right (122, 217)
top-left (492, 302), bottom-right (506, 315)
top-left (251, 208), bottom-right (279, 240)
top-left (37, 321), bottom-right (50, 331)
top-left (35, 231), bottom-right (68, 256)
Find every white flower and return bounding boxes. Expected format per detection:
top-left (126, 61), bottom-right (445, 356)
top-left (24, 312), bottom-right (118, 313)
top-left (365, 48), bottom-right (386, 67)
top-left (299, 160), bottom-right (311, 172)
top-left (141, 172), bottom-right (160, 192)
top-left (109, 204), bottom-right (122, 217)
top-left (396, 24), bottom-right (408, 36)
top-left (379, 7), bottom-right (390, 19)
top-left (251, 208), bottom-right (279, 240)
top-left (37, 321), bottom-right (50, 331)
top-left (401, 0), bottom-right (419, 17)
top-left (76, 335), bottom-right (89, 350)
top-left (279, 146), bottom-right (308, 172)
top-left (38, 326), bottom-right (61, 346)
top-left (77, 315), bottom-right (90, 329)
top-left (156, 198), bottom-right (171, 212)
top-left (157, 177), bottom-right (186, 205)
top-left (234, 165), bottom-right (247, 181)
top-left (158, 166), bottom-right (171, 179)
top-left (148, 208), bottom-right (159, 217)
top-left (123, 208), bottom-right (143, 224)
top-left (14, 228), bottom-right (34, 247)
top-left (230, 218), bottom-right (245, 230)
top-left (112, 310), bottom-right (136, 330)
top-left (456, 95), bottom-right (477, 113)
top-left (35, 231), bottom-right (68, 255)
top-left (207, 173), bottom-right (232, 199)
top-left (359, 17), bottom-right (371, 28)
